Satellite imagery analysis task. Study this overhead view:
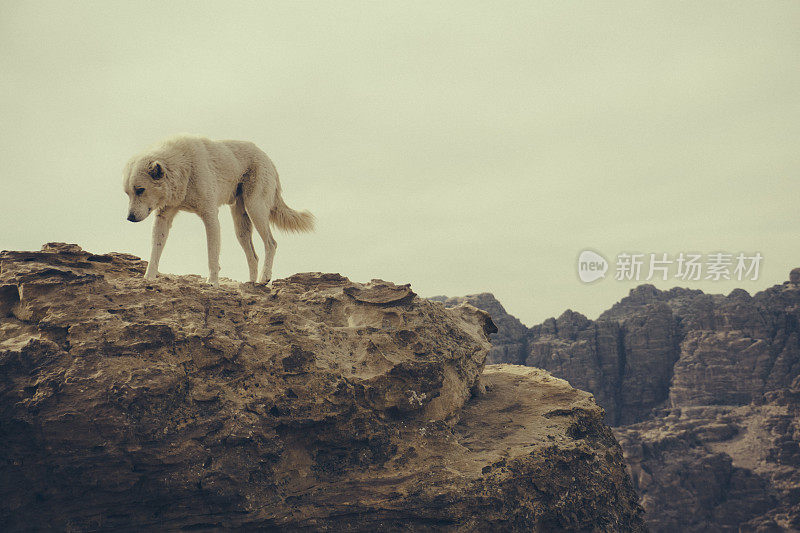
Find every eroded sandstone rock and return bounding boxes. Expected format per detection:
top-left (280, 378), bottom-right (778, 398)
top-left (429, 293), bottom-right (527, 365)
top-left (0, 244), bottom-right (644, 531)
top-left (443, 271), bottom-right (800, 531)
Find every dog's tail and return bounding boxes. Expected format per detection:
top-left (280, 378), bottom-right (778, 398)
top-left (270, 189), bottom-right (315, 233)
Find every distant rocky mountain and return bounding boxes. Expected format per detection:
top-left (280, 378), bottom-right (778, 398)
top-left (435, 275), bottom-right (800, 531)
top-left (0, 244), bottom-right (645, 531)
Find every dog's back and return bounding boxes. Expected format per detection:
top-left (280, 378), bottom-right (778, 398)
top-left (220, 139), bottom-right (278, 180)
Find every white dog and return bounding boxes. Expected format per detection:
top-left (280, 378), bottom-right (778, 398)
top-left (123, 134), bottom-right (314, 285)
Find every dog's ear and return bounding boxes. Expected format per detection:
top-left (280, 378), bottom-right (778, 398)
top-left (149, 160), bottom-right (165, 180)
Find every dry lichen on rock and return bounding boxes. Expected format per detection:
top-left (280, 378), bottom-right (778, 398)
top-left (0, 243), bottom-right (644, 531)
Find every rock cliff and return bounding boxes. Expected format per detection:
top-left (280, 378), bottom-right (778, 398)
top-left (0, 244), bottom-right (644, 532)
top-left (441, 279), bottom-right (800, 531)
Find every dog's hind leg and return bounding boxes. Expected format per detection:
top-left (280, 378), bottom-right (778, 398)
top-left (231, 194), bottom-right (259, 282)
top-left (244, 199), bottom-right (277, 284)
top-left (200, 209), bottom-right (222, 286)
top-left (144, 207), bottom-right (178, 281)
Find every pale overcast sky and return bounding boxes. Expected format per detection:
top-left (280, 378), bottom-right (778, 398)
top-left (1, 2), bottom-right (798, 325)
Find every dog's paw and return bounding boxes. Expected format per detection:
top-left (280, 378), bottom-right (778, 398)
top-left (143, 271), bottom-right (157, 281)
top-left (205, 277), bottom-right (220, 287)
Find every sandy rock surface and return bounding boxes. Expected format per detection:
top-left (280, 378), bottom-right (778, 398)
top-left (0, 243), bottom-right (644, 531)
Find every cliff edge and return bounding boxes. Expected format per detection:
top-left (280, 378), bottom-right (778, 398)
top-left (0, 244), bottom-right (644, 531)
top-left (444, 279), bottom-right (800, 531)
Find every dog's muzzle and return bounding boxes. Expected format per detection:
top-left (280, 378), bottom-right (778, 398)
top-left (127, 213), bottom-right (139, 222)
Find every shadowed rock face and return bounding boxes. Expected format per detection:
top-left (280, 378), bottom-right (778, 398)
top-left (441, 278), bottom-right (800, 531)
top-left (0, 243), bottom-right (644, 532)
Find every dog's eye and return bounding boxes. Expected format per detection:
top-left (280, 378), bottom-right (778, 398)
top-left (135, 187), bottom-right (145, 196)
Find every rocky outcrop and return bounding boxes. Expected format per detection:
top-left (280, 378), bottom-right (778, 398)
top-left (442, 277), bottom-right (800, 531)
top-left (429, 294), bottom-right (528, 365)
top-left (0, 244), bottom-right (644, 532)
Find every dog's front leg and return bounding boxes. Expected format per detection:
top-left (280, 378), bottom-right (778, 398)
top-left (144, 207), bottom-right (178, 281)
top-left (201, 210), bottom-right (222, 286)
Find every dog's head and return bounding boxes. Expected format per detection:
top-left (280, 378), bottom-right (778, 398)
top-left (123, 158), bottom-right (170, 222)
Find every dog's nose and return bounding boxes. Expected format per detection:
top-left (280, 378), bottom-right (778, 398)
top-left (127, 213), bottom-right (137, 222)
